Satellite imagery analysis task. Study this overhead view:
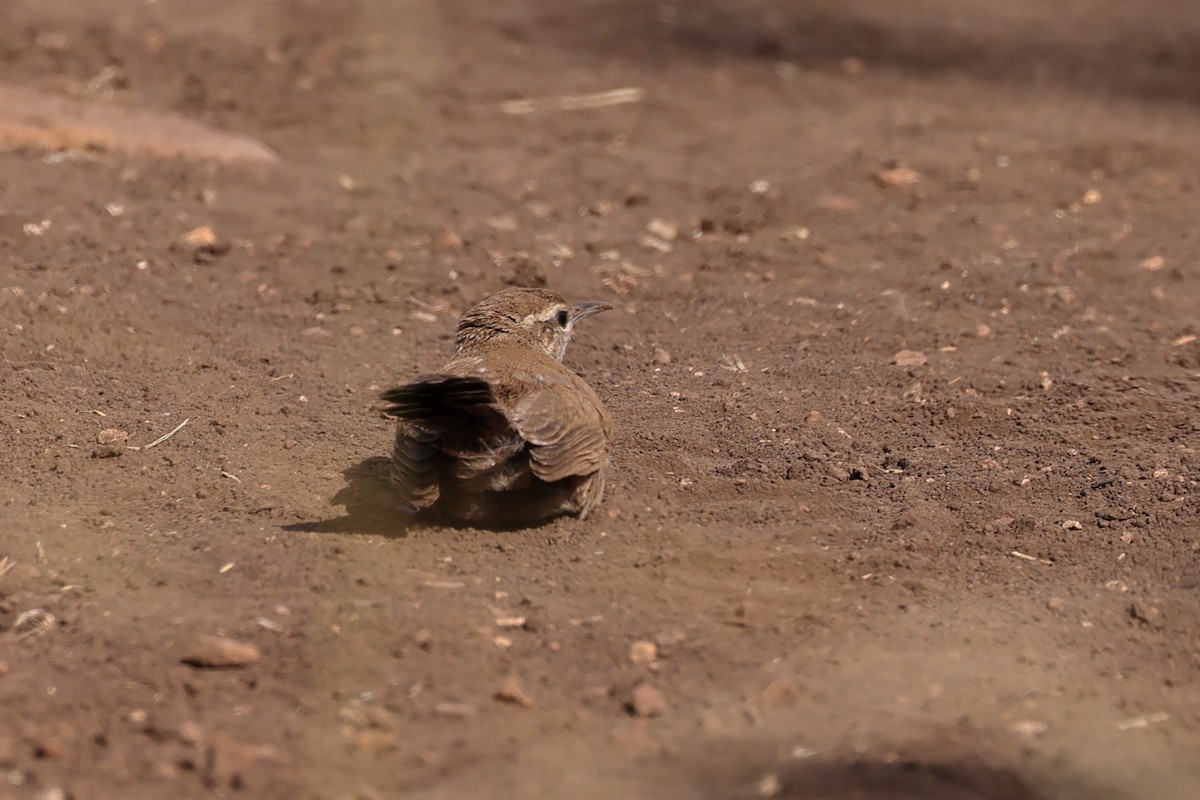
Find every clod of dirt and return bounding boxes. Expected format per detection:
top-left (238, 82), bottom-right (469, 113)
top-left (750, 677), bottom-right (801, 709)
top-left (891, 349), bottom-right (928, 367)
top-left (1128, 602), bottom-right (1162, 627)
top-left (181, 635), bottom-right (261, 668)
top-left (92, 428), bottom-right (129, 458)
top-left (627, 683), bottom-right (667, 717)
top-left (816, 194), bottom-right (862, 213)
top-left (431, 227), bottom-right (464, 252)
top-left (628, 641), bottom-right (658, 665)
top-left (646, 219), bottom-right (678, 242)
top-left (177, 721), bottom-right (203, 745)
top-left (494, 675), bottom-right (534, 708)
top-left (172, 226), bottom-right (231, 263)
top-left (873, 165), bottom-right (922, 187)
top-left (205, 734), bottom-right (285, 790)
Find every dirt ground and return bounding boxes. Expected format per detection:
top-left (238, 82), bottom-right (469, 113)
top-left (2, 1), bottom-right (1199, 798)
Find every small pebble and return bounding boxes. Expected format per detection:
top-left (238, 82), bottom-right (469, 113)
top-left (891, 349), bottom-right (927, 367)
top-left (874, 165), bottom-right (922, 187)
top-left (628, 641), bottom-right (658, 665)
top-left (627, 683), bottom-right (667, 717)
top-left (1007, 719), bottom-right (1048, 737)
top-left (494, 675), bottom-right (534, 708)
top-left (431, 227), bottom-right (464, 251)
top-left (92, 428), bottom-right (129, 458)
top-left (181, 635), bottom-right (261, 668)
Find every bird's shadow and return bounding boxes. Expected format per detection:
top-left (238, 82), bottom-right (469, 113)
top-left (283, 457), bottom-right (414, 537)
top-left (283, 457), bottom-right (563, 536)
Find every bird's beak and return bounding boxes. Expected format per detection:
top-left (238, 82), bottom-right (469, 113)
top-left (571, 300), bottom-right (613, 322)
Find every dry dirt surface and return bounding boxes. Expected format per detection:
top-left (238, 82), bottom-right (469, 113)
top-left (2, 1), bottom-right (1199, 798)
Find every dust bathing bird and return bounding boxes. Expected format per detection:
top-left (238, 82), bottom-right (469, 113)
top-left (381, 288), bottom-right (613, 525)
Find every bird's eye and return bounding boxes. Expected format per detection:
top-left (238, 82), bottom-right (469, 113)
top-left (555, 309), bottom-right (569, 327)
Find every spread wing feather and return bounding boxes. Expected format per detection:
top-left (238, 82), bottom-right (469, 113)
top-left (383, 375), bottom-right (513, 506)
top-left (510, 379), bottom-right (610, 483)
top-left (390, 423), bottom-right (440, 508)
top-left (382, 362), bottom-right (610, 509)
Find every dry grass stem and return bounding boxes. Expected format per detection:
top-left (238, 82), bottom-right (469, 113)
top-left (500, 87), bottom-right (644, 115)
top-left (136, 417), bottom-right (191, 451)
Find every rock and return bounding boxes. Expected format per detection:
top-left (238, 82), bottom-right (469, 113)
top-left (181, 635), bottom-right (261, 669)
top-left (646, 219), bottom-right (678, 242)
top-left (891, 349), bottom-right (928, 367)
top-left (494, 675), bottom-right (534, 708)
top-left (653, 347), bottom-right (672, 366)
top-left (816, 194), bottom-right (862, 213)
top-left (1061, 519), bottom-right (1083, 531)
top-left (826, 465), bottom-right (851, 482)
top-left (173, 226), bottom-right (231, 262)
top-left (628, 641), bottom-right (658, 665)
top-left (92, 428), bottom-right (129, 458)
top-left (431, 227), bottom-right (464, 252)
top-left (627, 683), bottom-right (667, 717)
top-left (1128, 602), bottom-right (1162, 627)
top-left (177, 721), bottom-right (203, 745)
top-left (873, 165), bottom-right (922, 188)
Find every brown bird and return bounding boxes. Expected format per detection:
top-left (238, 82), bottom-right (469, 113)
top-left (381, 288), bottom-right (613, 525)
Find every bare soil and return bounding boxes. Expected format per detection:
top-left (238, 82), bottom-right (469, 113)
top-left (2, 1), bottom-right (1199, 798)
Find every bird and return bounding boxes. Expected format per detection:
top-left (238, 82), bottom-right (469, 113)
top-left (380, 288), bottom-right (613, 525)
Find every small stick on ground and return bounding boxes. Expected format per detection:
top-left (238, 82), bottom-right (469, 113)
top-left (220, 470), bottom-right (242, 483)
top-left (1011, 550), bottom-right (1053, 565)
top-left (136, 417), bottom-right (191, 451)
top-left (500, 87), bottom-right (644, 115)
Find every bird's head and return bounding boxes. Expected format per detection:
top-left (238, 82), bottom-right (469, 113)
top-left (456, 288), bottom-right (612, 361)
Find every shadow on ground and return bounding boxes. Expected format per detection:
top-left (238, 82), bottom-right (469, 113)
top-left (535, 0), bottom-right (1200, 106)
top-left (283, 457), bottom-right (561, 536)
top-left (283, 457), bottom-right (413, 537)
top-left (727, 755), bottom-right (1111, 800)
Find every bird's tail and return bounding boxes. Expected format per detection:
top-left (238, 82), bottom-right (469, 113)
top-left (380, 375), bottom-right (499, 423)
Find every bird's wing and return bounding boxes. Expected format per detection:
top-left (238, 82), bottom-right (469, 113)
top-left (382, 375), bottom-right (515, 500)
top-left (506, 374), bottom-right (610, 483)
top-left (390, 422), bottom-right (440, 509)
